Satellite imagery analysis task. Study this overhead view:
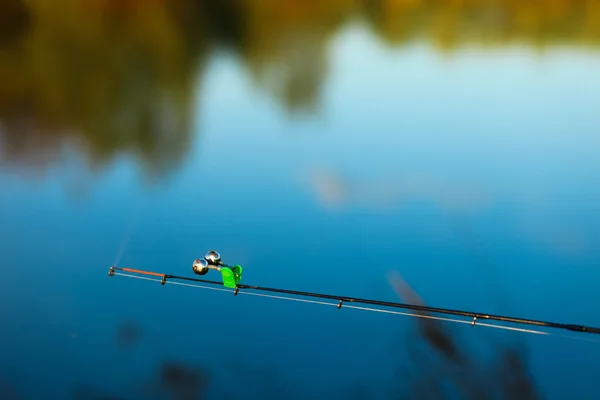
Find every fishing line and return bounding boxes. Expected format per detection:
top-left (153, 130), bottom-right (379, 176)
top-left (113, 205), bottom-right (142, 266)
top-left (108, 268), bottom-right (600, 343)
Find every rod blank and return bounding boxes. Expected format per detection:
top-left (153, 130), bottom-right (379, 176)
top-left (108, 266), bottom-right (600, 335)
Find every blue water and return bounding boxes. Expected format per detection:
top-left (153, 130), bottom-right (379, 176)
top-left (1, 26), bottom-right (600, 399)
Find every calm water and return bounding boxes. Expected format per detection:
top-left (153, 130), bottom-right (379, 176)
top-left (1, 2), bottom-right (600, 399)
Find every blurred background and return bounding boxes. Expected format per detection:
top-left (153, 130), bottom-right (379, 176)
top-left (1, 0), bottom-right (599, 398)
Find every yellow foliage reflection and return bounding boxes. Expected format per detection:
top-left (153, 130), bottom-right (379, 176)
top-left (0, 0), bottom-right (598, 174)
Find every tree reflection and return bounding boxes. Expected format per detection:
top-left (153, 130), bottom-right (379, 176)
top-left (0, 0), bottom-right (598, 176)
top-left (0, 0), bottom-right (208, 175)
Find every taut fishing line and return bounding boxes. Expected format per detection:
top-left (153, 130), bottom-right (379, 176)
top-left (107, 250), bottom-right (600, 344)
top-left (113, 205), bottom-right (142, 267)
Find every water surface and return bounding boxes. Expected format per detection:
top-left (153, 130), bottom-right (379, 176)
top-left (1, 1), bottom-right (600, 399)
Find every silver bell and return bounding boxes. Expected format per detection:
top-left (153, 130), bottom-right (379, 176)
top-left (192, 259), bottom-right (209, 275)
top-left (204, 250), bottom-right (221, 265)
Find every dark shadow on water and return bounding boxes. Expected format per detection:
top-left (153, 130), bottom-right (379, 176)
top-left (0, 378), bottom-right (22, 400)
top-left (116, 321), bottom-right (142, 349)
top-left (155, 361), bottom-right (210, 400)
top-left (73, 361), bottom-right (210, 400)
top-left (386, 271), bottom-right (542, 400)
top-left (72, 385), bottom-right (125, 400)
top-left (65, 282), bottom-right (543, 400)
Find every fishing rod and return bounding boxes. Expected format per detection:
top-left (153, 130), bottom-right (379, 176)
top-left (108, 250), bottom-right (600, 338)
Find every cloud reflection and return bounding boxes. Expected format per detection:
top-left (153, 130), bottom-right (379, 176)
top-left (305, 167), bottom-right (487, 213)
